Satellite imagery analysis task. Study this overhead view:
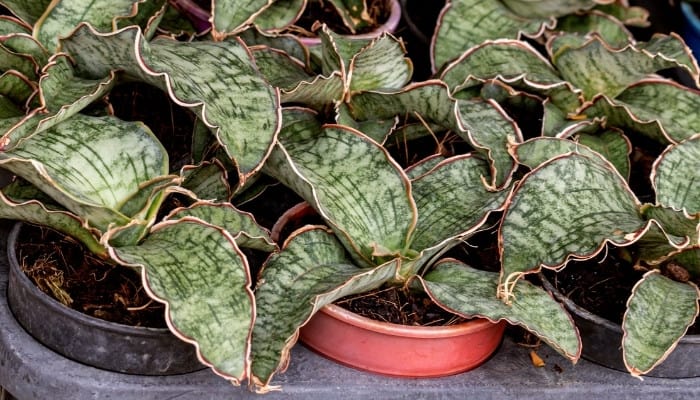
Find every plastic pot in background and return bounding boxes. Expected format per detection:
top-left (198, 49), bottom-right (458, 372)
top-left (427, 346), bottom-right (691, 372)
top-left (682, 2), bottom-right (700, 57)
top-left (541, 273), bottom-right (700, 378)
top-left (6, 222), bottom-right (204, 375)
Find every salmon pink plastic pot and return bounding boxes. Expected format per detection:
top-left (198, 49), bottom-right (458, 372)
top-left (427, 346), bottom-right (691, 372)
top-left (299, 303), bottom-right (506, 377)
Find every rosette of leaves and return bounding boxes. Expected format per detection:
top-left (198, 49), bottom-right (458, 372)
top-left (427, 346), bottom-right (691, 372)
top-left (248, 107), bottom-right (581, 391)
top-left (0, 0), bottom-right (283, 386)
top-left (430, 5), bottom-right (700, 376)
top-left (431, 0), bottom-right (650, 72)
top-left (170, 0), bottom-right (390, 40)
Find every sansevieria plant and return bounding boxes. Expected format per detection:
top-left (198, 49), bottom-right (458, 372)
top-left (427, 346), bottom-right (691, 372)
top-left (0, 0), bottom-right (281, 387)
top-left (428, 2), bottom-right (700, 377)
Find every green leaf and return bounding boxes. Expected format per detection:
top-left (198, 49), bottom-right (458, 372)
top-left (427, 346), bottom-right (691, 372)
top-left (0, 41), bottom-right (39, 80)
top-left (410, 154), bottom-right (508, 251)
top-left (576, 129), bottom-right (631, 180)
top-left (61, 24), bottom-right (280, 181)
top-left (263, 110), bottom-right (416, 263)
top-left (211, 0), bottom-right (270, 39)
top-left (238, 26), bottom-right (310, 67)
top-left (0, 189), bottom-right (106, 256)
top-left (34, 0), bottom-right (141, 51)
top-left (250, 227), bottom-right (398, 390)
top-left (348, 33), bottom-right (412, 93)
top-left (335, 102), bottom-right (397, 144)
top-left (455, 98), bottom-right (520, 189)
top-left (551, 33), bottom-right (699, 100)
top-left (613, 80), bottom-right (700, 143)
top-left (252, 0), bottom-right (305, 31)
top-left (0, 114), bottom-right (169, 231)
top-left (440, 39), bottom-right (563, 94)
top-left (555, 11), bottom-right (633, 47)
top-left (2, 32), bottom-right (49, 67)
top-left (499, 153), bottom-right (645, 297)
top-left (513, 137), bottom-right (605, 170)
top-left (653, 135), bottom-right (700, 214)
top-left (622, 271), bottom-right (699, 376)
top-left (251, 46), bottom-right (312, 90)
top-left (180, 161), bottom-right (231, 202)
top-left (432, 0), bottom-right (553, 71)
top-left (0, 70), bottom-right (36, 106)
top-left (418, 259), bottom-right (581, 361)
top-left (38, 54), bottom-right (117, 119)
top-left (0, 0), bottom-right (52, 25)
top-left (165, 201), bottom-right (276, 252)
top-left (280, 72), bottom-right (345, 109)
top-left (350, 81), bottom-right (520, 189)
top-left (501, 0), bottom-right (599, 19)
top-left (107, 219), bottom-right (255, 384)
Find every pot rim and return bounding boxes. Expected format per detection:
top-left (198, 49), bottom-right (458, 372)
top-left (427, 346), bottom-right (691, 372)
top-left (539, 272), bottom-right (700, 344)
top-left (7, 222), bottom-right (170, 336)
top-left (319, 303), bottom-right (504, 339)
top-left (298, 0), bottom-right (402, 46)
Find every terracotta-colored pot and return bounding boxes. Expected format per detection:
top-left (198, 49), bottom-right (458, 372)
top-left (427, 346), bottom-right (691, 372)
top-left (298, 0), bottom-right (402, 47)
top-left (300, 303), bottom-right (506, 377)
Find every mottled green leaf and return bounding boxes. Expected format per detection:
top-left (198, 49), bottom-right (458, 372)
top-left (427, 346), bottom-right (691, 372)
top-left (551, 33), bottom-right (699, 99)
top-left (211, 0), bottom-right (271, 39)
top-left (349, 33), bottom-right (412, 93)
top-left (0, 41), bottom-right (39, 80)
top-left (253, 0), bottom-right (304, 31)
top-left (0, 0), bottom-right (52, 25)
top-left (61, 24), bottom-right (280, 181)
top-left (622, 271), bottom-right (699, 376)
top-left (670, 248), bottom-right (700, 279)
top-left (594, 2), bottom-right (649, 27)
top-left (410, 154), bottom-right (508, 251)
top-left (419, 259), bottom-right (580, 360)
top-left (251, 227), bottom-right (398, 390)
top-left (0, 190), bottom-right (105, 256)
top-left (502, 0), bottom-right (599, 19)
top-left (612, 80), bottom-right (700, 143)
top-left (500, 153), bottom-right (645, 297)
top-left (2, 33), bottom-right (49, 67)
top-left (166, 201), bottom-right (276, 252)
top-left (38, 54), bottom-right (117, 120)
top-left (0, 114), bottom-right (169, 231)
top-left (34, 0), bottom-right (139, 51)
top-left (334, 102), bottom-right (397, 144)
top-left (0, 95), bottom-right (23, 117)
top-left (238, 27), bottom-right (309, 67)
top-left (512, 137), bottom-right (604, 170)
top-left (653, 135), bottom-right (700, 214)
top-left (280, 72), bottom-right (345, 109)
top-left (178, 161), bottom-right (229, 202)
top-left (251, 46), bottom-right (312, 90)
top-left (263, 110), bottom-right (416, 263)
top-left (577, 129), bottom-right (631, 179)
top-left (0, 70), bottom-right (35, 106)
top-left (455, 98), bottom-right (520, 189)
top-left (108, 219), bottom-right (254, 384)
top-left (432, 0), bottom-right (553, 71)
top-left (555, 11), bottom-right (633, 47)
top-left (440, 39), bottom-right (563, 94)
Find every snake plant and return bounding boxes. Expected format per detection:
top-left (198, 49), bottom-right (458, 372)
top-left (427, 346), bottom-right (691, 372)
top-left (0, 0), bottom-right (280, 385)
top-left (430, 3), bottom-right (700, 377)
top-left (243, 31), bottom-right (581, 392)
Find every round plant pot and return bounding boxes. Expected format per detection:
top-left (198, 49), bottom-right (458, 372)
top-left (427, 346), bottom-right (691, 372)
top-left (299, 303), bottom-right (506, 377)
top-left (541, 274), bottom-right (700, 378)
top-left (6, 222), bottom-right (204, 375)
top-left (298, 0), bottom-right (402, 47)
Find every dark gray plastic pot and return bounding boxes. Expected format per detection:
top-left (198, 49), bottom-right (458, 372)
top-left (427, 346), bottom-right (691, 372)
top-left (6, 222), bottom-right (204, 375)
top-left (541, 273), bottom-right (700, 378)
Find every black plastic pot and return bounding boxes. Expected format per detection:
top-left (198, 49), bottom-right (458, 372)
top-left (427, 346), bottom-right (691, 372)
top-left (6, 222), bottom-right (204, 375)
top-left (541, 273), bottom-right (700, 378)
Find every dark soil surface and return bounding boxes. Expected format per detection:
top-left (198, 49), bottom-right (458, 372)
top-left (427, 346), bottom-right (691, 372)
top-left (16, 224), bottom-right (167, 328)
top-left (545, 249), bottom-right (699, 335)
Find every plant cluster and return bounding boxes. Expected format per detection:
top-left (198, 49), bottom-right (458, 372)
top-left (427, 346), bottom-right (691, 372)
top-left (0, 0), bottom-right (697, 394)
